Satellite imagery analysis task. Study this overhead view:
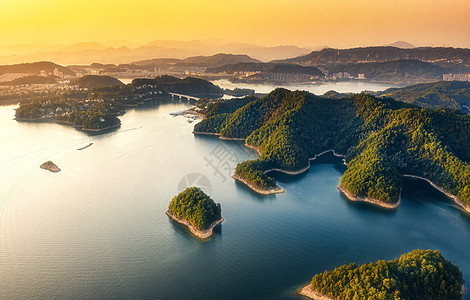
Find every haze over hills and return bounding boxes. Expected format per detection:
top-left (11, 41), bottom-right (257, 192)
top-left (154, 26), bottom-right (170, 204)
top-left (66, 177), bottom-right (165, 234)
top-left (328, 60), bottom-right (444, 82)
top-left (375, 81), bottom-right (470, 110)
top-left (0, 61), bottom-right (75, 76)
top-left (386, 41), bottom-right (416, 49)
top-left (0, 40), bottom-right (312, 65)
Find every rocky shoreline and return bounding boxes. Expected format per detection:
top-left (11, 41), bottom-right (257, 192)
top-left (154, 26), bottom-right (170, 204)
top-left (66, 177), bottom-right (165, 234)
top-left (232, 174), bottom-right (285, 194)
top-left (192, 131), bottom-right (221, 136)
top-left (298, 284), bottom-right (336, 300)
top-left (337, 184), bottom-right (401, 209)
top-left (165, 211), bottom-right (224, 239)
top-left (403, 175), bottom-right (470, 214)
top-left (192, 132), bottom-right (470, 215)
top-left (192, 131), bottom-right (246, 141)
top-left (40, 161), bottom-right (61, 173)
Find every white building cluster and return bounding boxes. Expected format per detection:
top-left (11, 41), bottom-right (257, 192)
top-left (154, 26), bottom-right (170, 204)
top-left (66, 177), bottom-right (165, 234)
top-left (443, 73), bottom-right (470, 82)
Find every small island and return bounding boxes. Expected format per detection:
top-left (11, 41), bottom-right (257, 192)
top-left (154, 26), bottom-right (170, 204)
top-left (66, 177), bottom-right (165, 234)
top-left (299, 249), bottom-right (464, 300)
top-left (40, 160), bottom-right (61, 172)
top-left (166, 187), bottom-right (223, 239)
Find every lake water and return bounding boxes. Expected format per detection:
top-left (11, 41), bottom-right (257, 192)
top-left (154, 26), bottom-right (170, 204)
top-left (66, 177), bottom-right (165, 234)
top-left (1, 93), bottom-right (469, 299)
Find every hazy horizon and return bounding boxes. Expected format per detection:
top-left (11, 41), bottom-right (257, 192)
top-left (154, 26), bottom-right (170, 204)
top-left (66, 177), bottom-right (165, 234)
top-left (1, 0), bottom-right (469, 49)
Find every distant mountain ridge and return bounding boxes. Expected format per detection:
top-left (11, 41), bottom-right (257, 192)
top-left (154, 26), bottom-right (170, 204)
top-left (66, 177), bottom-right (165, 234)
top-left (328, 59), bottom-right (444, 81)
top-left (0, 61), bottom-right (74, 76)
top-left (175, 53), bottom-right (259, 67)
top-left (386, 41), bottom-right (415, 49)
top-left (72, 75), bottom-right (124, 89)
top-left (0, 40), bottom-right (311, 65)
top-left (375, 81), bottom-right (470, 110)
top-left (132, 53), bottom-right (260, 69)
top-left (279, 46), bottom-right (470, 66)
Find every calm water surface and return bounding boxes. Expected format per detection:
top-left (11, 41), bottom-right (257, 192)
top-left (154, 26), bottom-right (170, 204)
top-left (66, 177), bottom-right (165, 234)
top-left (0, 96), bottom-right (469, 299)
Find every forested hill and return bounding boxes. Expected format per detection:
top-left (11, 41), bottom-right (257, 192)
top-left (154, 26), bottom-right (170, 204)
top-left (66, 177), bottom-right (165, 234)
top-left (278, 46), bottom-right (470, 65)
top-left (328, 59), bottom-right (443, 81)
top-left (375, 81), bottom-right (470, 111)
top-left (194, 88), bottom-right (470, 209)
top-left (131, 75), bottom-right (223, 98)
top-left (73, 75), bottom-right (124, 89)
top-left (0, 61), bottom-right (75, 76)
top-left (309, 249), bottom-right (464, 300)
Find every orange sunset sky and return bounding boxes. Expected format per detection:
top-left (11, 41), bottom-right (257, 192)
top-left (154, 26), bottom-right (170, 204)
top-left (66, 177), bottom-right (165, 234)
top-left (0, 0), bottom-right (469, 48)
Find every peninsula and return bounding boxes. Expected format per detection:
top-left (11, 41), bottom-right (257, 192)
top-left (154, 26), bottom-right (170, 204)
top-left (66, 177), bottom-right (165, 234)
top-left (40, 161), bottom-right (60, 172)
top-left (299, 249), bottom-right (464, 300)
top-left (166, 187), bottom-right (223, 239)
top-left (193, 88), bottom-right (470, 213)
top-left (13, 75), bottom-right (223, 131)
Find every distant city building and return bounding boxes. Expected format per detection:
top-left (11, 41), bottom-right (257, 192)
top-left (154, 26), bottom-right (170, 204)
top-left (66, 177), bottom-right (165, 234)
top-left (53, 68), bottom-right (64, 78)
top-left (443, 73), bottom-right (470, 82)
top-left (40, 70), bottom-right (48, 77)
top-left (332, 72), bottom-right (352, 80)
top-left (260, 72), bottom-right (319, 82)
top-left (358, 73), bottom-right (366, 79)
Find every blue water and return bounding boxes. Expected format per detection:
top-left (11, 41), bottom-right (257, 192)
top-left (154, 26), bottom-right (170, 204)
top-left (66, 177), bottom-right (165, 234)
top-left (0, 99), bottom-right (469, 299)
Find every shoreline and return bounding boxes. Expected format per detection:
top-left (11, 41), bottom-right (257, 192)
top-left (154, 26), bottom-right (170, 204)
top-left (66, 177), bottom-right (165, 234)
top-left (192, 131), bottom-right (246, 141)
top-left (337, 184), bottom-right (401, 209)
top-left (193, 131), bottom-right (221, 136)
top-left (81, 123), bottom-right (121, 132)
top-left (403, 175), bottom-right (470, 214)
top-left (193, 132), bottom-right (469, 214)
top-left (232, 174), bottom-right (285, 194)
top-left (298, 284), bottom-right (336, 300)
top-left (246, 143), bottom-right (346, 176)
top-left (165, 211), bottom-right (224, 239)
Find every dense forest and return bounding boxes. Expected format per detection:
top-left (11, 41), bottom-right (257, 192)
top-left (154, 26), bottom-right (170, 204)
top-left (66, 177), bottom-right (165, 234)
top-left (194, 88), bottom-right (470, 207)
top-left (310, 249), bottom-right (464, 300)
top-left (375, 81), bottom-right (470, 111)
top-left (131, 75), bottom-right (223, 98)
top-left (72, 75), bottom-right (125, 89)
top-left (167, 187), bottom-right (222, 231)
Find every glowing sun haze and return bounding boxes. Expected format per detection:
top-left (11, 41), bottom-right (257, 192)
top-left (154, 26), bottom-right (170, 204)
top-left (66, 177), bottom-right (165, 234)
top-left (1, 0), bottom-right (469, 48)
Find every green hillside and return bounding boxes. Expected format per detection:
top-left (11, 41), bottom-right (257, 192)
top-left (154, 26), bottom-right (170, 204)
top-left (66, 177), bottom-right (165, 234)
top-left (194, 88), bottom-right (470, 208)
top-left (376, 81), bottom-right (470, 110)
top-left (132, 75), bottom-right (223, 98)
top-left (73, 75), bottom-right (124, 89)
top-left (309, 249), bottom-right (463, 300)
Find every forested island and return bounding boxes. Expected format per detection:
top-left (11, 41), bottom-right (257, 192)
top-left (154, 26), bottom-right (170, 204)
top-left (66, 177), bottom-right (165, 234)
top-left (194, 88), bottom-right (470, 213)
top-left (299, 249), bottom-right (464, 300)
top-left (166, 187), bottom-right (223, 239)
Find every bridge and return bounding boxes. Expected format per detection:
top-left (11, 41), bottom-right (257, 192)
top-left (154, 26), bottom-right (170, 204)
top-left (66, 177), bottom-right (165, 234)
top-left (168, 92), bottom-right (200, 101)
